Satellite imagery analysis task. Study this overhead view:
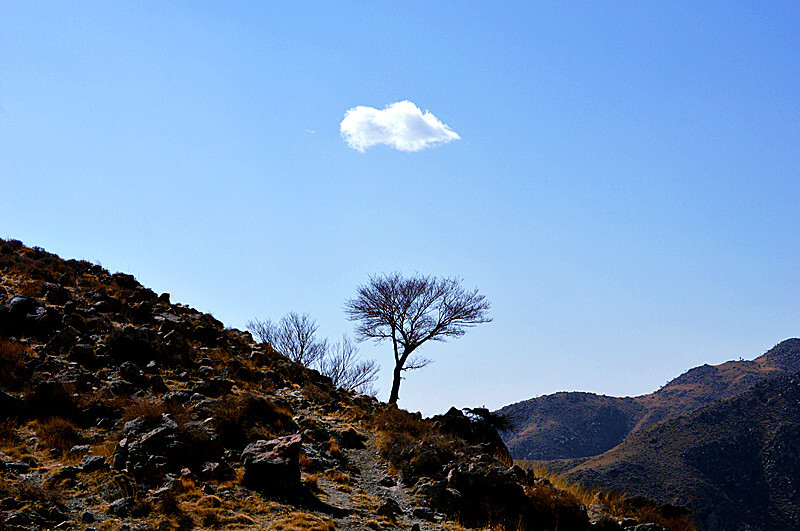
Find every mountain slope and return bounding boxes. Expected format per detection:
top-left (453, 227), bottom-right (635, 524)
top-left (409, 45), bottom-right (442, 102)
top-left (560, 371), bottom-right (800, 530)
top-left (499, 339), bottom-right (800, 460)
top-left (0, 238), bottom-right (691, 530)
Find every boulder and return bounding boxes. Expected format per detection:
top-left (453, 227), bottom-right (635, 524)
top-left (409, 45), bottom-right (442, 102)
top-left (376, 498), bottom-right (403, 518)
top-left (80, 455), bottom-right (107, 472)
top-left (241, 435), bottom-right (303, 494)
top-left (0, 390), bottom-right (21, 417)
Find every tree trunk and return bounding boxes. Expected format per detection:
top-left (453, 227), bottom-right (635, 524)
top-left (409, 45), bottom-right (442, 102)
top-left (388, 362), bottom-right (403, 404)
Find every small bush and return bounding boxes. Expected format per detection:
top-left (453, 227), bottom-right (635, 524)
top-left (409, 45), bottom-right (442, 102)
top-left (201, 509), bottom-right (222, 528)
top-left (210, 394), bottom-right (294, 447)
top-left (0, 339), bottom-right (30, 391)
top-left (0, 476), bottom-right (62, 504)
top-left (372, 406), bottom-right (460, 484)
top-left (0, 419), bottom-right (20, 443)
top-left (17, 279), bottom-right (46, 297)
top-left (35, 417), bottom-right (82, 453)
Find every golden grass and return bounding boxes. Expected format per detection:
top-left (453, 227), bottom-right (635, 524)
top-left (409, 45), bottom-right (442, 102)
top-left (0, 419), bottom-right (20, 444)
top-left (17, 279), bottom-right (45, 297)
top-left (34, 417), bottom-right (82, 454)
top-left (268, 512), bottom-right (335, 531)
top-left (518, 461), bottom-right (696, 531)
top-left (0, 338), bottom-right (30, 391)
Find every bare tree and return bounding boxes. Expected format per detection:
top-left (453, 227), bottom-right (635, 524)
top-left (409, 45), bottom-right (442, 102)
top-left (344, 273), bottom-right (491, 405)
top-left (319, 335), bottom-right (380, 395)
top-left (246, 312), bottom-right (327, 367)
top-left (248, 314), bottom-right (380, 395)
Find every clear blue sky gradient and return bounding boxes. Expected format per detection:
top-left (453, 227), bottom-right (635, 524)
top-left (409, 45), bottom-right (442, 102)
top-left (2, 2), bottom-right (798, 415)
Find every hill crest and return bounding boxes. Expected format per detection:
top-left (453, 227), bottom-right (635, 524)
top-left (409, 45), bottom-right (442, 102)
top-left (500, 338), bottom-right (800, 460)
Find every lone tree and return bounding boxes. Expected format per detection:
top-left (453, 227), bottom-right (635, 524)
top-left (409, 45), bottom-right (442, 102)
top-left (344, 273), bottom-right (491, 405)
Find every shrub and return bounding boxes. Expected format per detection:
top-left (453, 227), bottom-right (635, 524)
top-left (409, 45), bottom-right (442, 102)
top-left (0, 339), bottom-right (30, 391)
top-left (35, 417), bottom-right (82, 453)
top-left (210, 394), bottom-right (295, 447)
top-left (372, 407), bottom-right (461, 484)
top-left (0, 419), bottom-right (20, 444)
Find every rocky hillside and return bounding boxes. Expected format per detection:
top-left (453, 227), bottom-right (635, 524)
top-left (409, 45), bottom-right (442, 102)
top-left (556, 371), bottom-right (800, 530)
top-left (0, 238), bottom-right (693, 531)
top-left (499, 339), bottom-right (800, 460)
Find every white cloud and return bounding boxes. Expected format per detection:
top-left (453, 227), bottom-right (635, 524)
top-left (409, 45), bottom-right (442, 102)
top-left (340, 100), bottom-right (461, 152)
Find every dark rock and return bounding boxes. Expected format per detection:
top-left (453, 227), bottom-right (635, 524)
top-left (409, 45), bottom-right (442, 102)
top-left (1, 497), bottom-right (20, 509)
top-left (432, 407), bottom-right (512, 465)
top-left (5, 462), bottom-right (30, 474)
top-left (199, 460), bottom-right (233, 480)
top-left (81, 455), bottom-right (107, 472)
top-left (68, 444), bottom-right (92, 457)
top-left (412, 506), bottom-right (435, 521)
top-left (67, 343), bottom-right (95, 365)
top-left (192, 377), bottom-right (234, 397)
top-left (44, 283), bottom-right (70, 305)
top-left (111, 272), bottom-right (140, 289)
top-left (376, 498), bottom-right (403, 518)
top-left (338, 427), bottom-right (367, 449)
top-left (106, 326), bottom-right (162, 363)
top-left (119, 361), bottom-right (146, 384)
top-left (163, 389), bottom-right (193, 406)
top-left (379, 475), bottom-right (397, 487)
top-left (45, 326), bottom-right (81, 352)
top-left (108, 496), bottom-right (135, 516)
top-left (8, 295), bottom-right (38, 315)
top-left (149, 374), bottom-right (169, 393)
top-left (0, 389), bottom-right (21, 417)
top-left (197, 365), bottom-right (215, 378)
top-left (56, 465), bottom-right (81, 478)
top-left (25, 380), bottom-right (74, 417)
top-left (81, 510), bottom-right (96, 523)
top-left (97, 378), bottom-right (135, 398)
top-left (241, 435), bottom-right (303, 494)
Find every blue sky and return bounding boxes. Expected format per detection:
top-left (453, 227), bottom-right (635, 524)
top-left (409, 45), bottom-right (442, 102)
top-left (2, 2), bottom-right (799, 415)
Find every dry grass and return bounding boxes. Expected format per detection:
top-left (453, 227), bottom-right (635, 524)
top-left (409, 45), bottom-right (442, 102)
top-left (302, 473), bottom-right (321, 493)
top-left (520, 462), bottom-right (696, 531)
top-left (121, 396), bottom-right (168, 422)
top-left (209, 393), bottom-right (294, 447)
top-left (325, 470), bottom-right (353, 493)
top-left (270, 511), bottom-right (335, 530)
top-left (326, 437), bottom-right (343, 459)
top-left (17, 279), bottom-right (46, 296)
top-left (0, 476), bottom-right (62, 504)
top-left (0, 338), bottom-right (30, 391)
top-left (0, 419), bottom-right (20, 444)
top-left (34, 417), bottom-right (83, 453)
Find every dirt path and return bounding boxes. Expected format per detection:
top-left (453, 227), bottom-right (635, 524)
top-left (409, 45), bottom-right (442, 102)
top-left (316, 431), bottom-right (447, 530)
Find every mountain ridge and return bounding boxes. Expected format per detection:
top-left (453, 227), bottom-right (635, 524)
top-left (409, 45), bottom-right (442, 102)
top-left (499, 338), bottom-right (800, 460)
top-left (559, 369), bottom-right (800, 529)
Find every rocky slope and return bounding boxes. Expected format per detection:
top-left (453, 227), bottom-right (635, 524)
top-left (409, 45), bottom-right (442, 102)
top-left (0, 238), bottom-right (691, 531)
top-left (556, 371), bottom-right (800, 530)
top-left (499, 339), bottom-right (800, 460)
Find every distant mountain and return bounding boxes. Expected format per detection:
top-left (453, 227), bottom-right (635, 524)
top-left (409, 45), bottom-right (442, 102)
top-left (559, 371), bottom-right (800, 530)
top-left (499, 339), bottom-right (800, 460)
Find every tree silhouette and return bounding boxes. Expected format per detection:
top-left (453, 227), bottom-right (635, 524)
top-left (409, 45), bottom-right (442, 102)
top-left (344, 273), bottom-right (491, 404)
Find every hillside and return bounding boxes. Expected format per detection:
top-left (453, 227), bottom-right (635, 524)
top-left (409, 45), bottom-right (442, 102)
top-left (557, 371), bottom-right (800, 530)
top-left (499, 339), bottom-right (800, 460)
top-left (0, 238), bottom-right (693, 531)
